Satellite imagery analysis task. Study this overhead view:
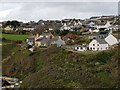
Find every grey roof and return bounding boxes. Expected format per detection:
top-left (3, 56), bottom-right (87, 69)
top-left (36, 37), bottom-right (51, 45)
top-left (74, 44), bottom-right (88, 47)
top-left (95, 37), bottom-right (108, 44)
top-left (27, 38), bottom-right (35, 41)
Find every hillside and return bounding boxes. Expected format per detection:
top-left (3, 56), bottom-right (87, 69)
top-left (2, 44), bottom-right (119, 88)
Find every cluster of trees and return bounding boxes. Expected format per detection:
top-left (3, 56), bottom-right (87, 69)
top-left (2, 20), bottom-right (21, 30)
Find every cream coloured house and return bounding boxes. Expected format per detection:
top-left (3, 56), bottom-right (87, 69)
top-left (89, 37), bottom-right (109, 51)
top-left (4, 26), bottom-right (13, 31)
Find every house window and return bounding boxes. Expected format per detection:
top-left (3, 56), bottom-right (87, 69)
top-left (93, 48), bottom-right (95, 50)
top-left (77, 47), bottom-right (79, 49)
top-left (81, 47), bottom-right (83, 50)
top-left (101, 48), bottom-right (102, 50)
top-left (97, 44), bottom-right (99, 46)
top-left (90, 47), bottom-right (92, 50)
top-left (97, 48), bottom-right (99, 50)
top-left (93, 44), bottom-right (95, 46)
top-left (106, 47), bottom-right (108, 49)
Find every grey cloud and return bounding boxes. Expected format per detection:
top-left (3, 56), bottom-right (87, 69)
top-left (0, 2), bottom-right (118, 22)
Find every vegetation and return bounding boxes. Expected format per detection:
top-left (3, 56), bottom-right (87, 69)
top-left (2, 43), bottom-right (119, 88)
top-left (2, 34), bottom-right (28, 41)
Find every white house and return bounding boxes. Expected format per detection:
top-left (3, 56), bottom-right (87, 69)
top-left (93, 29), bottom-right (99, 33)
top-left (105, 34), bottom-right (118, 46)
top-left (74, 45), bottom-right (88, 51)
top-left (23, 27), bottom-right (34, 31)
top-left (97, 21), bottom-right (111, 29)
top-left (60, 23), bottom-right (71, 31)
top-left (39, 32), bottom-right (54, 39)
top-left (89, 37), bottom-right (109, 51)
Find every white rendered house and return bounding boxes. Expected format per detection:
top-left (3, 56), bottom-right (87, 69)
top-left (105, 34), bottom-right (118, 46)
top-left (89, 37), bottom-right (109, 51)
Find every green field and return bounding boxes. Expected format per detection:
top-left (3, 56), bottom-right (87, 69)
top-left (1, 34), bottom-right (29, 41)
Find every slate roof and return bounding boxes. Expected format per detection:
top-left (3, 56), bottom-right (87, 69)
top-left (95, 37), bottom-right (108, 44)
top-left (27, 37), bottom-right (35, 42)
top-left (36, 37), bottom-right (51, 45)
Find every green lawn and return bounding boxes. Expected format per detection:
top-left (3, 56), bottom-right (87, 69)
top-left (1, 34), bottom-right (29, 41)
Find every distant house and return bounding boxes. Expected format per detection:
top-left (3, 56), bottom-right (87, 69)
top-left (23, 27), bottom-right (34, 31)
top-left (74, 44), bottom-right (88, 51)
top-left (26, 37), bottom-right (35, 45)
top-left (89, 37), bottom-right (109, 51)
top-left (86, 22), bottom-right (95, 28)
top-left (105, 34), bottom-right (118, 46)
top-left (39, 32), bottom-right (54, 39)
top-left (4, 26), bottom-right (13, 31)
top-left (97, 21), bottom-right (111, 29)
top-left (35, 37), bottom-right (51, 47)
top-left (109, 25), bottom-right (118, 31)
top-left (51, 36), bottom-right (66, 47)
top-left (60, 23), bottom-right (71, 31)
top-left (92, 29), bottom-right (99, 33)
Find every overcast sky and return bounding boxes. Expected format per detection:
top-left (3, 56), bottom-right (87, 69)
top-left (0, 0), bottom-right (119, 22)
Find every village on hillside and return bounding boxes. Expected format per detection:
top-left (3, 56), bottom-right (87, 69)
top-left (1, 15), bottom-right (119, 52)
top-left (1, 15), bottom-right (120, 89)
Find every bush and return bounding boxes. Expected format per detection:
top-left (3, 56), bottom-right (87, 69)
top-left (95, 51), bottom-right (113, 63)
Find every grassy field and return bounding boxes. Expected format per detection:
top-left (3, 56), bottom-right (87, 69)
top-left (1, 34), bottom-right (29, 41)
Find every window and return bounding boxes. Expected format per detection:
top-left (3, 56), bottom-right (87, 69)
top-left (90, 48), bottom-right (92, 50)
top-left (101, 48), bottom-right (102, 50)
top-left (97, 44), bottom-right (99, 46)
top-left (97, 48), bottom-right (99, 50)
top-left (93, 44), bottom-right (95, 46)
top-left (81, 47), bottom-right (83, 50)
top-left (93, 48), bottom-right (95, 50)
top-left (106, 47), bottom-right (108, 49)
top-left (77, 47), bottom-right (79, 49)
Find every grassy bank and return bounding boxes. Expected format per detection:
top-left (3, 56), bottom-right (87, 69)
top-left (1, 34), bottom-right (28, 41)
top-left (2, 44), bottom-right (118, 88)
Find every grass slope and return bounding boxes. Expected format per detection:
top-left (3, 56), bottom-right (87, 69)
top-left (2, 44), bottom-right (119, 88)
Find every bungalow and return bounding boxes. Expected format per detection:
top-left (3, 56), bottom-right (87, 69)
top-left (89, 37), bottom-right (109, 51)
top-left (74, 44), bottom-right (88, 51)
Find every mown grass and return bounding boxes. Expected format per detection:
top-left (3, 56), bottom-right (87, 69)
top-left (1, 34), bottom-right (28, 41)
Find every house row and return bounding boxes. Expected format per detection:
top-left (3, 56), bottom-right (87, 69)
top-left (66, 34), bottom-right (118, 52)
top-left (27, 32), bottom-right (66, 48)
top-left (64, 28), bottom-right (118, 52)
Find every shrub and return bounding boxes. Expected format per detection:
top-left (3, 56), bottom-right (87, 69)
top-left (95, 51), bottom-right (113, 63)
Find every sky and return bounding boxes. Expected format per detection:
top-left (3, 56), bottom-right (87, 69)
top-left (0, 0), bottom-right (119, 22)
